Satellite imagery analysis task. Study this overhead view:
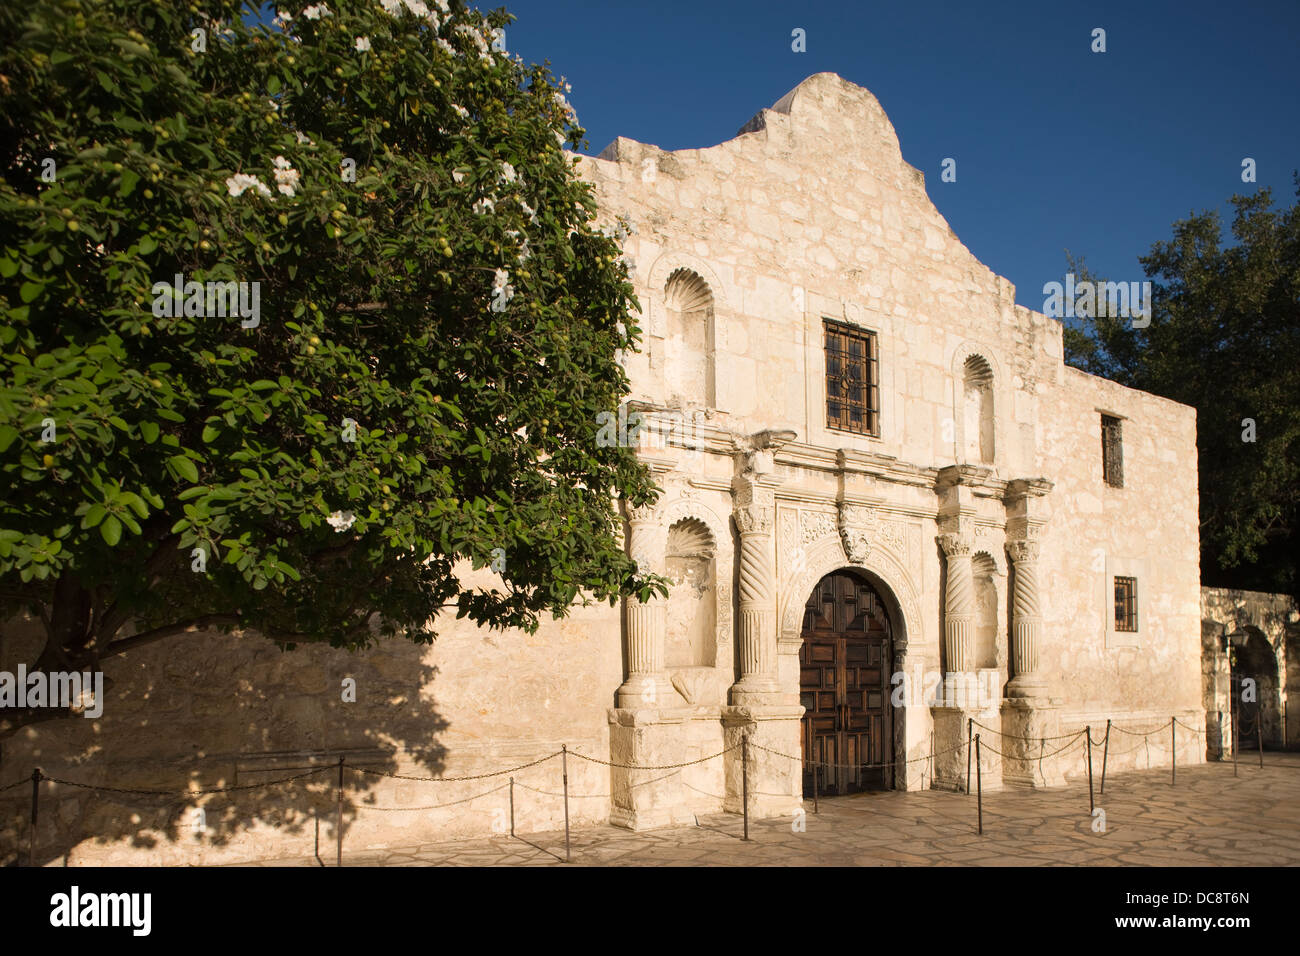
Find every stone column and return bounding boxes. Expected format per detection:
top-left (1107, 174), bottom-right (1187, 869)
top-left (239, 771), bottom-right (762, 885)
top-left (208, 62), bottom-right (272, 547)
top-left (731, 477), bottom-right (780, 705)
top-left (1006, 539), bottom-right (1048, 698)
top-left (939, 532), bottom-right (976, 675)
top-left (617, 503), bottom-right (668, 707)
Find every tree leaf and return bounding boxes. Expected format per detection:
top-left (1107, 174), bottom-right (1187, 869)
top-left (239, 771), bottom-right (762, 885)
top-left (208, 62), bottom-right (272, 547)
top-left (169, 455), bottom-right (199, 483)
top-left (100, 515), bottom-right (122, 546)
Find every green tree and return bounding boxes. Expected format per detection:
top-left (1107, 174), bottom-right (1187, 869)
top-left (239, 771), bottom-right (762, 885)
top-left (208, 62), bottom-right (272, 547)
top-left (1063, 184), bottom-right (1300, 596)
top-left (0, 0), bottom-right (665, 737)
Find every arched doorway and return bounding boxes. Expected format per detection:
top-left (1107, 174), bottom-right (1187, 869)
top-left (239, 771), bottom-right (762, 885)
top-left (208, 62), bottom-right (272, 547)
top-left (799, 569), bottom-right (894, 796)
top-left (1231, 627), bottom-right (1281, 748)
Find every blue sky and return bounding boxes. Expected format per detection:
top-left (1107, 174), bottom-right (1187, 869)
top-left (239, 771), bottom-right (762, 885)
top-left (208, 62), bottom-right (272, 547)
top-left (496, 0), bottom-right (1299, 311)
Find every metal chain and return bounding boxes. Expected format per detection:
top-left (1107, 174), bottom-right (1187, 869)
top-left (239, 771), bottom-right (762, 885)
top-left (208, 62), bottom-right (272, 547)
top-left (969, 720), bottom-right (1081, 742)
top-left (350, 751), bottom-right (560, 782)
top-left (568, 743), bottom-right (740, 770)
top-left (353, 782), bottom-right (511, 812)
top-left (513, 780), bottom-right (607, 799)
top-left (0, 777), bottom-right (30, 794)
top-left (976, 731), bottom-right (1086, 760)
top-left (751, 737), bottom-right (969, 771)
top-left (39, 766), bottom-right (332, 796)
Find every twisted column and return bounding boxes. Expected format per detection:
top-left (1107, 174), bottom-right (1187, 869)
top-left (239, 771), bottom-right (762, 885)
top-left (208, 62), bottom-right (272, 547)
top-left (939, 532), bottom-right (975, 675)
top-left (1006, 539), bottom-right (1047, 697)
top-left (731, 481), bottom-right (779, 705)
top-left (618, 504), bottom-right (666, 707)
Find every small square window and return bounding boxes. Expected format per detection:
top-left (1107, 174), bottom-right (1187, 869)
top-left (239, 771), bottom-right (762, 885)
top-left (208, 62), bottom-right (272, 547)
top-left (1101, 415), bottom-right (1124, 488)
top-left (1114, 576), bottom-right (1138, 632)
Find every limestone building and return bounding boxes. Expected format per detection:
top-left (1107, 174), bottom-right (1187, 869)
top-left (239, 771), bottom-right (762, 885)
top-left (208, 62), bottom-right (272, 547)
top-left (2, 73), bottom-right (1211, 864)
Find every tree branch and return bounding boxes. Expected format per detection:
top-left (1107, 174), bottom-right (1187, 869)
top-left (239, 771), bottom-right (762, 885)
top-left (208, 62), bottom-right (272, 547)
top-left (102, 614), bottom-right (241, 659)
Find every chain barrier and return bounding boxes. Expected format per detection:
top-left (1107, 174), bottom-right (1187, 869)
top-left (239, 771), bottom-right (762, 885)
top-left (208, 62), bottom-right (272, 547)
top-left (568, 743), bottom-right (740, 771)
top-left (350, 751), bottom-right (560, 782)
top-left (38, 766), bottom-right (332, 797)
top-left (975, 731), bottom-right (1087, 761)
top-left (751, 737), bottom-right (970, 770)
top-left (969, 720), bottom-right (1081, 742)
top-left (0, 777), bottom-right (30, 795)
top-left (353, 782), bottom-right (511, 813)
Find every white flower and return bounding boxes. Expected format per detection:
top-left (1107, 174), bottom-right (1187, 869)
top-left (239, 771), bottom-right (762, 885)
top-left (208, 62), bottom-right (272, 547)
top-left (491, 268), bottom-right (514, 310)
top-left (500, 161), bottom-right (516, 183)
top-left (225, 173), bottom-right (272, 198)
top-left (507, 231), bottom-right (531, 263)
top-left (274, 10), bottom-right (293, 26)
top-left (554, 93), bottom-right (577, 124)
top-left (379, 0), bottom-right (402, 13)
top-left (432, 0), bottom-right (449, 12)
top-left (405, 0), bottom-right (430, 17)
top-left (302, 3), bottom-right (331, 20)
top-left (451, 103), bottom-right (469, 120)
top-left (355, 36), bottom-right (371, 52)
top-left (472, 197), bottom-right (495, 215)
top-left (326, 510), bottom-right (356, 532)
top-left (271, 156), bottom-right (300, 197)
top-left (452, 169), bottom-right (465, 183)
top-left (294, 130), bottom-right (313, 145)
top-left (454, 23), bottom-right (488, 56)
top-left (434, 37), bottom-right (456, 56)
top-left (519, 198), bottom-right (536, 220)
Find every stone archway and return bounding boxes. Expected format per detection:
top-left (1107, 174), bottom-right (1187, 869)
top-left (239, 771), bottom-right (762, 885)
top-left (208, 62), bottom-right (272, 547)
top-left (777, 529), bottom-right (925, 790)
top-left (1232, 626), bottom-right (1282, 748)
top-left (798, 568), bottom-right (897, 795)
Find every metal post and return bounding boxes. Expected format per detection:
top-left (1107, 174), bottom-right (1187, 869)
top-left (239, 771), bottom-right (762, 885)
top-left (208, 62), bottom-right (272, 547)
top-left (509, 777), bottom-right (515, 837)
top-left (742, 733), bottom-right (750, 842)
top-left (561, 745), bottom-right (571, 862)
top-left (966, 718), bottom-right (972, 795)
top-left (1258, 715), bottom-right (1264, 769)
top-left (1086, 726), bottom-right (1094, 812)
top-left (29, 768), bottom-right (41, 868)
top-left (812, 757), bottom-right (819, 814)
top-left (336, 757), bottom-right (344, 867)
top-left (975, 735), bottom-right (983, 835)
top-left (1171, 719), bottom-right (1176, 786)
top-left (1233, 712), bottom-right (1239, 777)
top-left (1100, 719), bottom-right (1111, 795)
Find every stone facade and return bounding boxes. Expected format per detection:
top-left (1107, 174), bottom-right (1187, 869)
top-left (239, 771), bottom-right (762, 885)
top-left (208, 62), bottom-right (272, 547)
top-left (2, 73), bottom-right (1212, 864)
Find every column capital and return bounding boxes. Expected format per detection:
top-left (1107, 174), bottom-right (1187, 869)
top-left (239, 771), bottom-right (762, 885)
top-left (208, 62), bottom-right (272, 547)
top-left (938, 532), bottom-right (974, 558)
top-left (1006, 538), bottom-right (1041, 565)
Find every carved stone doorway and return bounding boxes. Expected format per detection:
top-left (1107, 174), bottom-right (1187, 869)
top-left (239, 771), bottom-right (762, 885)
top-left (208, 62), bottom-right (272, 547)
top-left (798, 569), bottom-right (894, 796)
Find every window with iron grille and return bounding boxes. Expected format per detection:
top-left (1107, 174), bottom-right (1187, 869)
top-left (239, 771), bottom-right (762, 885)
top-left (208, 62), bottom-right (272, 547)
top-left (1101, 414), bottom-right (1124, 487)
top-left (1114, 575), bottom-right (1138, 632)
top-left (824, 320), bottom-right (879, 436)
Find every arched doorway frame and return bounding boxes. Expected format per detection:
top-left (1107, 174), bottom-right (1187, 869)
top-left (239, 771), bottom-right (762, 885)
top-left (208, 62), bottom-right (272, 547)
top-left (778, 535), bottom-right (925, 790)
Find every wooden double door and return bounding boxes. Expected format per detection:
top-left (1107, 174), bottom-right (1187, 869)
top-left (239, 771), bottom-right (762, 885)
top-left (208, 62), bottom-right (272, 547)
top-left (799, 571), bottom-right (893, 796)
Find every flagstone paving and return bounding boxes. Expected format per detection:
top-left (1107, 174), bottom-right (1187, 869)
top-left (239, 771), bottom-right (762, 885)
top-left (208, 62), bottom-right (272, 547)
top-left (243, 753), bottom-right (1300, 866)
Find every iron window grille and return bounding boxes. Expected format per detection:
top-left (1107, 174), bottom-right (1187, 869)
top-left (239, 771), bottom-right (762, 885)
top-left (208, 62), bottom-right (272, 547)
top-left (824, 320), bottom-right (879, 437)
top-left (1114, 575), bottom-right (1138, 632)
top-left (1101, 414), bottom-right (1124, 487)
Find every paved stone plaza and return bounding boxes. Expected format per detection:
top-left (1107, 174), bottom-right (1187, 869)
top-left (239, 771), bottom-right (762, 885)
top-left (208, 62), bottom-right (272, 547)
top-left (247, 753), bottom-right (1300, 867)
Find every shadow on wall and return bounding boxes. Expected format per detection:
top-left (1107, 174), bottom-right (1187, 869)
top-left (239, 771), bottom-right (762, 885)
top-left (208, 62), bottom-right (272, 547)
top-left (0, 613), bottom-right (449, 865)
